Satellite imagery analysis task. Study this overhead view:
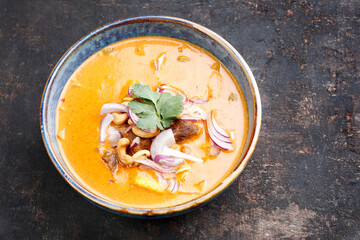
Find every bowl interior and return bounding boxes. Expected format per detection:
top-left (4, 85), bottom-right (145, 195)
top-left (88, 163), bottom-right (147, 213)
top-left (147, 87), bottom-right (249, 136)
top-left (41, 16), bottom-right (260, 216)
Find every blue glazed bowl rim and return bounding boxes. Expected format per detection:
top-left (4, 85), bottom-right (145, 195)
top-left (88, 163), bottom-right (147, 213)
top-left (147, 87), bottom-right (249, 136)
top-left (40, 16), bottom-right (262, 217)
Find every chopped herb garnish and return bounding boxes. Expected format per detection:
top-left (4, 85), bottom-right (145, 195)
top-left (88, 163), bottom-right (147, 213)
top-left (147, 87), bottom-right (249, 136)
top-left (210, 62), bottom-right (220, 72)
top-left (228, 93), bottom-right (238, 101)
top-left (128, 84), bottom-right (184, 130)
top-left (177, 56), bottom-right (190, 62)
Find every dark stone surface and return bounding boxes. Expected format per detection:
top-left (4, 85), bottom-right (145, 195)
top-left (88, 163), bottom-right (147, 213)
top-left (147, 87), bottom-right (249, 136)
top-left (0, 0), bottom-right (359, 239)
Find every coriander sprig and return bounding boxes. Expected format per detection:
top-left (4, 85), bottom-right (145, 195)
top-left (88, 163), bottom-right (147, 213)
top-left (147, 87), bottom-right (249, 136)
top-left (128, 84), bottom-right (184, 130)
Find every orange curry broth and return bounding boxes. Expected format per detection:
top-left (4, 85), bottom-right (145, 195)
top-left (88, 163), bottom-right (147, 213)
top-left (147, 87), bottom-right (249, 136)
top-left (56, 36), bottom-right (248, 209)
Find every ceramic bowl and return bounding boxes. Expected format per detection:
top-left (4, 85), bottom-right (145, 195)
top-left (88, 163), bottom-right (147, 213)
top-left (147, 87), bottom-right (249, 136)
top-left (40, 16), bottom-right (261, 218)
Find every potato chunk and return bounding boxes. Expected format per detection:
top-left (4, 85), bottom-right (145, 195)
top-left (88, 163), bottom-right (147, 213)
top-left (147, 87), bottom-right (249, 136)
top-left (134, 175), bottom-right (164, 193)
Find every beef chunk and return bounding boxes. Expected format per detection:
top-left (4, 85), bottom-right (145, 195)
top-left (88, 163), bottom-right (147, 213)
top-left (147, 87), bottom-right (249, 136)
top-left (131, 138), bottom-right (152, 153)
top-left (101, 150), bottom-right (119, 175)
top-left (171, 120), bottom-right (200, 143)
top-left (114, 124), bottom-right (152, 153)
top-left (116, 123), bottom-right (137, 141)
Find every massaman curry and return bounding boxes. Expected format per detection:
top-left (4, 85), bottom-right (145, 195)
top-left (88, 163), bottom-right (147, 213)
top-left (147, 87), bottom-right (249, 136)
top-left (56, 36), bottom-right (248, 209)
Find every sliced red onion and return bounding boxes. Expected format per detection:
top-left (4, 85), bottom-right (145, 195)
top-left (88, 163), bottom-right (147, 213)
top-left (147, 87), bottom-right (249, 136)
top-left (150, 129), bottom-right (176, 159)
top-left (155, 172), bottom-right (169, 190)
top-left (189, 89), bottom-right (209, 104)
top-left (157, 84), bottom-right (188, 102)
top-left (138, 164), bottom-right (151, 171)
top-left (207, 122), bottom-right (234, 151)
top-left (211, 111), bottom-right (230, 138)
top-left (142, 128), bottom-right (158, 133)
top-left (130, 136), bottom-right (140, 149)
top-left (162, 147), bottom-right (203, 163)
top-left (154, 53), bottom-right (166, 71)
top-left (178, 114), bottom-right (202, 121)
top-left (128, 108), bottom-right (139, 125)
top-left (161, 172), bottom-right (176, 180)
top-left (181, 105), bottom-right (207, 120)
top-left (135, 159), bottom-right (176, 173)
top-left (212, 128), bottom-right (232, 143)
top-left (169, 178), bottom-right (179, 193)
top-left (183, 101), bottom-right (194, 110)
top-left (208, 129), bottom-right (234, 150)
top-left (100, 103), bottom-right (128, 115)
top-left (150, 129), bottom-right (203, 163)
top-left (99, 113), bottom-right (114, 143)
top-left (191, 105), bottom-right (207, 119)
top-left (107, 126), bottom-right (122, 147)
top-left (154, 155), bottom-right (184, 167)
top-left (160, 158), bottom-right (185, 167)
top-left (153, 154), bottom-right (174, 163)
top-left (207, 118), bottom-right (232, 143)
top-left (124, 125), bottom-right (132, 134)
top-left (206, 111), bottom-right (234, 150)
top-left (189, 97), bottom-right (208, 104)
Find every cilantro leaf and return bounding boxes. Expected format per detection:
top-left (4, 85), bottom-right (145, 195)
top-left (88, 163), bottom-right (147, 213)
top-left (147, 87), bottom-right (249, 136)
top-left (136, 113), bottom-right (163, 130)
top-left (161, 117), bottom-right (177, 129)
top-left (130, 83), bottom-right (160, 105)
top-left (128, 84), bottom-right (184, 131)
top-left (128, 101), bottom-right (155, 117)
top-left (157, 93), bottom-right (184, 119)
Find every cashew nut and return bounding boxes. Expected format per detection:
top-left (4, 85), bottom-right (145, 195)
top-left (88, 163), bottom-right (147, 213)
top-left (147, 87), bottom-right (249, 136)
top-left (116, 138), bottom-right (151, 165)
top-left (132, 150), bottom-right (150, 160)
top-left (131, 126), bottom-right (160, 138)
top-left (116, 138), bottom-right (133, 165)
top-left (112, 113), bottom-right (128, 125)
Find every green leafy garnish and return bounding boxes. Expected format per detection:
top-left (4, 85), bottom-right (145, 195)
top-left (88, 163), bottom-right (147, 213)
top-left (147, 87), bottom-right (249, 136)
top-left (157, 93), bottom-right (184, 119)
top-left (128, 84), bottom-right (184, 130)
top-left (130, 83), bottom-right (160, 105)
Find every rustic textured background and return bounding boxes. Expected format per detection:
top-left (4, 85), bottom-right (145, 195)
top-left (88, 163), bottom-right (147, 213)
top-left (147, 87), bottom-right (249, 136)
top-left (0, 0), bottom-right (359, 239)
